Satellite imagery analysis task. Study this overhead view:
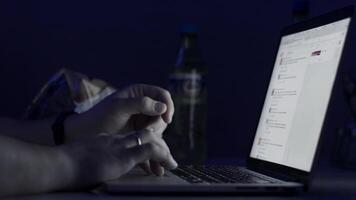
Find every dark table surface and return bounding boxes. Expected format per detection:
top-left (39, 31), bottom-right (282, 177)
top-left (6, 160), bottom-right (356, 200)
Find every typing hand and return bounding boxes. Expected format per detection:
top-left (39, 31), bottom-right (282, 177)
top-left (61, 129), bottom-right (178, 188)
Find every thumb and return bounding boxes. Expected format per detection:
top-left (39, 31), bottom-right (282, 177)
top-left (117, 96), bottom-right (167, 116)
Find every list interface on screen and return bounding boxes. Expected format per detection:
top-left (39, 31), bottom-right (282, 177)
top-left (250, 18), bottom-right (351, 172)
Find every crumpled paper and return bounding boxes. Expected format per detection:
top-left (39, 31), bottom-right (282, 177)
top-left (24, 68), bottom-right (116, 120)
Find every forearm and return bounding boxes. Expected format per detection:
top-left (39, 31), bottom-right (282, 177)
top-left (0, 117), bottom-right (56, 145)
top-left (0, 135), bottom-right (75, 197)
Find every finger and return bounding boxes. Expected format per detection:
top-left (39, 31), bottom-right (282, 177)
top-left (139, 160), bottom-right (152, 174)
top-left (120, 129), bottom-right (171, 153)
top-left (150, 160), bottom-right (165, 176)
top-left (146, 136), bottom-right (178, 174)
top-left (123, 143), bottom-right (178, 172)
top-left (140, 85), bottom-right (175, 124)
top-left (115, 129), bottom-right (153, 149)
top-left (114, 129), bottom-right (177, 174)
top-left (145, 117), bottom-right (167, 138)
top-left (115, 96), bottom-right (167, 117)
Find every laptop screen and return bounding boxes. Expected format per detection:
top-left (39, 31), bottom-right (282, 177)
top-left (250, 18), bottom-right (351, 172)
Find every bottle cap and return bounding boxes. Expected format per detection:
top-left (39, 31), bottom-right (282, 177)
top-left (180, 24), bottom-right (198, 35)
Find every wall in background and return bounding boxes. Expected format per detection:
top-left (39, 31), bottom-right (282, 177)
top-left (0, 0), bottom-right (355, 163)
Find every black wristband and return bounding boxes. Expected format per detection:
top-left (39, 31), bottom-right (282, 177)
top-left (51, 111), bottom-right (76, 145)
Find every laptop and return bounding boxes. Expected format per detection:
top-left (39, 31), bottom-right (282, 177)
top-left (104, 6), bottom-right (354, 194)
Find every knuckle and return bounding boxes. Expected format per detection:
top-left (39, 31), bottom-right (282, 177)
top-left (147, 129), bottom-right (156, 138)
top-left (140, 129), bottom-right (154, 140)
top-left (162, 89), bottom-right (171, 99)
top-left (128, 84), bottom-right (139, 91)
top-left (140, 96), bottom-right (151, 107)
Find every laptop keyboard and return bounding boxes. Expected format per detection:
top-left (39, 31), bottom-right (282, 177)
top-left (171, 165), bottom-right (276, 184)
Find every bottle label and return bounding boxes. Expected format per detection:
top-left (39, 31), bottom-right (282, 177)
top-left (169, 70), bottom-right (204, 104)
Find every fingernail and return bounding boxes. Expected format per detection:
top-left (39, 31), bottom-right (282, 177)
top-left (154, 102), bottom-right (166, 113)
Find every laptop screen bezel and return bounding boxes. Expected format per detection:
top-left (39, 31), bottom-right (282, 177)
top-left (247, 5), bottom-right (354, 184)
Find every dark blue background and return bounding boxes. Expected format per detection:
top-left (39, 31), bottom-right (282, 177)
top-left (0, 0), bottom-right (355, 163)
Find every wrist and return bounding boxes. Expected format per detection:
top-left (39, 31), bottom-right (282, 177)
top-left (56, 144), bottom-right (100, 190)
top-left (18, 145), bottom-right (78, 193)
top-left (0, 136), bottom-right (79, 196)
top-left (65, 110), bottom-right (104, 142)
top-left (64, 113), bottom-right (90, 143)
top-left (49, 146), bottom-right (78, 191)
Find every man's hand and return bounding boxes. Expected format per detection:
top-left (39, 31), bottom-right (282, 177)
top-left (61, 129), bottom-right (178, 188)
top-left (66, 84), bottom-right (174, 141)
top-left (65, 84), bottom-right (175, 176)
top-left (0, 84), bottom-right (173, 147)
top-left (0, 130), bottom-right (177, 197)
